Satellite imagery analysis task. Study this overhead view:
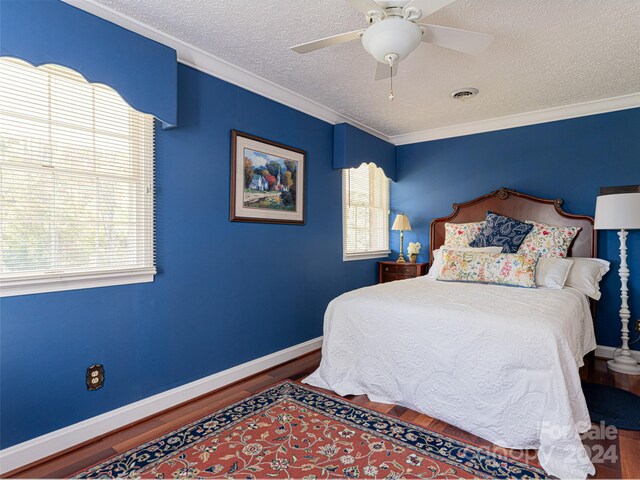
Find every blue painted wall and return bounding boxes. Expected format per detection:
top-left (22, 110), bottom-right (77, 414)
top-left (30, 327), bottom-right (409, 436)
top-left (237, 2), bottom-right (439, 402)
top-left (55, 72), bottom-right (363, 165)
top-left (0, 0), bottom-right (178, 126)
top-left (2, 0), bottom-right (638, 452)
top-left (391, 108), bottom-right (640, 350)
top-left (0, 63), bottom-right (380, 449)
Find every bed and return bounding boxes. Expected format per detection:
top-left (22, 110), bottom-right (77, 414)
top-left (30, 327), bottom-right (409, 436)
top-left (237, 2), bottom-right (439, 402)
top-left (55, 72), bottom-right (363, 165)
top-left (304, 188), bottom-right (598, 479)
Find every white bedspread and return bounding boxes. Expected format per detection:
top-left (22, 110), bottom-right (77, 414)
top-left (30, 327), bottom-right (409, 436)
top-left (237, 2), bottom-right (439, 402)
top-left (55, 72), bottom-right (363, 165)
top-left (304, 277), bottom-right (597, 479)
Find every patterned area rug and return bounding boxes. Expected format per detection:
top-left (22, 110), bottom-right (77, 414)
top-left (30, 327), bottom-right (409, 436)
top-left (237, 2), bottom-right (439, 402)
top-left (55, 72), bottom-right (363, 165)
top-left (74, 381), bottom-right (547, 479)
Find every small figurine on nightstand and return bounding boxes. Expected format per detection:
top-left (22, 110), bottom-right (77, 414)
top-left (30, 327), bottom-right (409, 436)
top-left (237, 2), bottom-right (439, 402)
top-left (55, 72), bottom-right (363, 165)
top-left (407, 242), bottom-right (421, 263)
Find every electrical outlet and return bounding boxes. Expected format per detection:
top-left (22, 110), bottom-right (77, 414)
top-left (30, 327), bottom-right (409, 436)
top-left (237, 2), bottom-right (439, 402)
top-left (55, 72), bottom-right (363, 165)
top-left (86, 364), bottom-right (104, 390)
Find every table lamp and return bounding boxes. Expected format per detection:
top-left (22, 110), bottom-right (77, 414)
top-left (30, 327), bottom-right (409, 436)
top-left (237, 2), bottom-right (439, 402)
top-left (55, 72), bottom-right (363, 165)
top-left (594, 188), bottom-right (640, 375)
top-left (392, 213), bottom-right (411, 263)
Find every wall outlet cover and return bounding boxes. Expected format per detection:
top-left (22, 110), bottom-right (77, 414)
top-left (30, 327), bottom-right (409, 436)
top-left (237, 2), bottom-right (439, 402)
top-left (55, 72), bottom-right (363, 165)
top-left (86, 364), bottom-right (104, 391)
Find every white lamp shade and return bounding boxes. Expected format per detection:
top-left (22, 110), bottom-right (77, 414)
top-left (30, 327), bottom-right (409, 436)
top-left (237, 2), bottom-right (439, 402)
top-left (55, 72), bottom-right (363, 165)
top-left (594, 193), bottom-right (640, 230)
top-left (392, 213), bottom-right (411, 231)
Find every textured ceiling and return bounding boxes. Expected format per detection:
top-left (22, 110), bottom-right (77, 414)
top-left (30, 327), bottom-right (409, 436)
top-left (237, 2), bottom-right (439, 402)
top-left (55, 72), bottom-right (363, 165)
top-left (93, 0), bottom-right (640, 137)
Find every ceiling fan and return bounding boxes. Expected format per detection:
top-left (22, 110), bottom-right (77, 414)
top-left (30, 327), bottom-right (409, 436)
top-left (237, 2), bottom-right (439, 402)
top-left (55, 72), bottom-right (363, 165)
top-left (291, 0), bottom-right (494, 100)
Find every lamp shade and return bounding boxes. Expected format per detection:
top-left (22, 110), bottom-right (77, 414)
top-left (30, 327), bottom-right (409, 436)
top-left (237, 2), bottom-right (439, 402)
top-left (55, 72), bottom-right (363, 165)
top-left (392, 213), bottom-right (411, 231)
top-left (594, 193), bottom-right (640, 230)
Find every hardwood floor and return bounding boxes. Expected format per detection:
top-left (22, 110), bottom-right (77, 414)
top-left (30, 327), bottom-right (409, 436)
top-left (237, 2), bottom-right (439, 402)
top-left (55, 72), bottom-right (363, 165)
top-left (6, 352), bottom-right (640, 479)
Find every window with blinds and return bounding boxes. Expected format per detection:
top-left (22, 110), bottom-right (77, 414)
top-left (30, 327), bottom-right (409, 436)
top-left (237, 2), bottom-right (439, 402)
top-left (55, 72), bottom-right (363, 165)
top-left (342, 163), bottom-right (390, 260)
top-left (0, 57), bottom-right (155, 296)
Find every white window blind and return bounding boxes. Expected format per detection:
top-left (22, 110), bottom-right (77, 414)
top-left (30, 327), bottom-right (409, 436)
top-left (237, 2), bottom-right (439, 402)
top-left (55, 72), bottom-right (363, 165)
top-left (0, 57), bottom-right (155, 296)
top-left (343, 163), bottom-right (390, 260)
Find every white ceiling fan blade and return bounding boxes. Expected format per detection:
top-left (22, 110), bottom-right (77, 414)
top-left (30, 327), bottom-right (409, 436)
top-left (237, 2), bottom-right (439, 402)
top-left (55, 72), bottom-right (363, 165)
top-left (420, 24), bottom-right (494, 55)
top-left (291, 29), bottom-right (365, 54)
top-left (375, 61), bottom-right (398, 81)
top-left (404, 0), bottom-right (456, 19)
top-left (346, 0), bottom-right (386, 16)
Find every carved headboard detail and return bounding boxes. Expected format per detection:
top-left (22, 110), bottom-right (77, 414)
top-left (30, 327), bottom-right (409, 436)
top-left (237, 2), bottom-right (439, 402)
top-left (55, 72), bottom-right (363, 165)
top-left (429, 188), bottom-right (596, 264)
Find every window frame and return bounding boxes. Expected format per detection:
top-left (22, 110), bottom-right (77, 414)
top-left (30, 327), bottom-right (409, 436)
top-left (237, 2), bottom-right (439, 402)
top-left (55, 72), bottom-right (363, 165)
top-left (0, 59), bottom-right (156, 297)
top-left (0, 267), bottom-right (156, 297)
top-left (342, 164), bottom-right (391, 262)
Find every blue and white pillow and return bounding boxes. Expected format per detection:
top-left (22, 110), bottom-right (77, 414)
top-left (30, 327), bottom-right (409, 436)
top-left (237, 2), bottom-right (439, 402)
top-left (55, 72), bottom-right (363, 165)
top-left (469, 211), bottom-right (534, 253)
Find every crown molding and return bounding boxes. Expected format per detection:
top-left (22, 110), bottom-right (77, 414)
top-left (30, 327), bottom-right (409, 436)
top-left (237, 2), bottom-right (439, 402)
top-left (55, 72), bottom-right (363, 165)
top-left (390, 93), bottom-right (640, 145)
top-left (61, 1), bottom-right (640, 147)
top-left (61, 0), bottom-right (390, 142)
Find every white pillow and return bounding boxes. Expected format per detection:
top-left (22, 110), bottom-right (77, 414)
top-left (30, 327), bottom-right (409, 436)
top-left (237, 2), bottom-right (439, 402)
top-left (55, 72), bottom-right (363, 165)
top-left (565, 258), bottom-right (611, 300)
top-left (427, 246), bottom-right (503, 279)
top-left (536, 257), bottom-right (573, 289)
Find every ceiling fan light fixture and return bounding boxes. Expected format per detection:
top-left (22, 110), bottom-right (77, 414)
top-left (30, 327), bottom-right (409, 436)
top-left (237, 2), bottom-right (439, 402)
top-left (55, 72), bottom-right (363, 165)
top-left (361, 18), bottom-right (423, 64)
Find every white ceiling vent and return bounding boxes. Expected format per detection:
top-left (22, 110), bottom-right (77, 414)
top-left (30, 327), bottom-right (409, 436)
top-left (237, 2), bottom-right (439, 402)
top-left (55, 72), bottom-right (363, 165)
top-left (450, 88), bottom-right (479, 100)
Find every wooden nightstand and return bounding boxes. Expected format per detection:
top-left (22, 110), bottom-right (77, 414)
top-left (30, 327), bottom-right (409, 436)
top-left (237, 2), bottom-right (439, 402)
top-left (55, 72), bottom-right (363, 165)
top-left (378, 261), bottom-right (428, 283)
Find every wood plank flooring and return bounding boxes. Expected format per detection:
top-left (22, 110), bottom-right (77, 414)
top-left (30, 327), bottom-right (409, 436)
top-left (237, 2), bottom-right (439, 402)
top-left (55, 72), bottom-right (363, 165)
top-left (6, 352), bottom-right (640, 479)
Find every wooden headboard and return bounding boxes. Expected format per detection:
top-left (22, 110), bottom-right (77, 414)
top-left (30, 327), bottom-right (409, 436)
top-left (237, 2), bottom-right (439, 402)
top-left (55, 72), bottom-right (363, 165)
top-left (429, 188), bottom-right (596, 264)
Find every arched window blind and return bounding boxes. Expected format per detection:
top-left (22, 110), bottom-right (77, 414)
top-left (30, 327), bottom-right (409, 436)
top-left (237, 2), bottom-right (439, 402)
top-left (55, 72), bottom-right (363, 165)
top-left (0, 57), bottom-right (155, 296)
top-left (342, 163), bottom-right (390, 260)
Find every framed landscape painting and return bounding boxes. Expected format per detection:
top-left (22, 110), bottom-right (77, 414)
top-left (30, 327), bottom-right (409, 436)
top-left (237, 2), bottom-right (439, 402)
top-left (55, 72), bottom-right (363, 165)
top-left (230, 130), bottom-right (306, 224)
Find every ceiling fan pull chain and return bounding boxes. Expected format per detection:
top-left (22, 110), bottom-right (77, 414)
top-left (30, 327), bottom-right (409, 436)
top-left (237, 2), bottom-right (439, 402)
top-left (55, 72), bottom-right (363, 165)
top-left (384, 53), bottom-right (399, 101)
top-left (388, 58), bottom-right (394, 101)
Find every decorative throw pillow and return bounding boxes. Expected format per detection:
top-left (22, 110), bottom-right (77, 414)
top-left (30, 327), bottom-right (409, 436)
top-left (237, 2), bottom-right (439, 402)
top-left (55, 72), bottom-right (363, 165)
top-left (518, 220), bottom-right (581, 258)
top-left (469, 212), bottom-right (534, 253)
top-left (437, 250), bottom-right (538, 288)
top-left (444, 221), bottom-right (485, 248)
top-left (427, 246), bottom-right (503, 279)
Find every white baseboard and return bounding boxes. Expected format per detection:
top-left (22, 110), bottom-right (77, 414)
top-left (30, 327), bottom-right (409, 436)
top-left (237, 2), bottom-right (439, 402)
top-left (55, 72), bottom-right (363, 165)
top-left (594, 344), bottom-right (640, 361)
top-left (0, 336), bottom-right (323, 475)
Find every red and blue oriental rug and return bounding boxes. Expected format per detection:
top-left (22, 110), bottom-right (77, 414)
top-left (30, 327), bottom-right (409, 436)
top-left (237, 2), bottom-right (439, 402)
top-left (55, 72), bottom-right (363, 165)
top-left (74, 381), bottom-right (547, 479)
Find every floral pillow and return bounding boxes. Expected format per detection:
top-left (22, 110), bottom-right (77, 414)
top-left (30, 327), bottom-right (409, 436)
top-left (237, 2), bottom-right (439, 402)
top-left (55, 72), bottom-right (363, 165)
top-left (469, 212), bottom-right (534, 253)
top-left (518, 220), bottom-right (581, 258)
top-left (437, 249), bottom-right (538, 288)
top-left (427, 246), bottom-right (503, 279)
top-left (444, 221), bottom-right (485, 248)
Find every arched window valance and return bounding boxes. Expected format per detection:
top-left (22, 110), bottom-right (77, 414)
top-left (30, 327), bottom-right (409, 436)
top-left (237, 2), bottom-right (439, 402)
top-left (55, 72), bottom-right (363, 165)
top-left (333, 123), bottom-right (396, 181)
top-left (0, 0), bottom-right (177, 128)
